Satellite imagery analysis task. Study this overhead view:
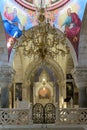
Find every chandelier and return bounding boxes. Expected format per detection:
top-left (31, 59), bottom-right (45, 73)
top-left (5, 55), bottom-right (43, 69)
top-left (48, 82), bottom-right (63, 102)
top-left (14, 0), bottom-right (69, 60)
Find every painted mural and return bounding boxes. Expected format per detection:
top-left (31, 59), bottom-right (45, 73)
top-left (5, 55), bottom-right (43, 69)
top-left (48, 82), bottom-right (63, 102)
top-left (0, 0), bottom-right (87, 61)
top-left (17, 0), bottom-right (62, 6)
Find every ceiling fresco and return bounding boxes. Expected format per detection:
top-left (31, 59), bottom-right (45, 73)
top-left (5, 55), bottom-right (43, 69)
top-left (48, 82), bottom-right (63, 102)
top-left (0, 0), bottom-right (87, 61)
top-left (15, 0), bottom-right (70, 10)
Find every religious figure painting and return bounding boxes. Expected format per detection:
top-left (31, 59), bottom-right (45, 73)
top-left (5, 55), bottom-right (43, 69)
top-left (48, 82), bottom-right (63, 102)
top-left (1, 0), bottom-right (34, 39)
top-left (60, 7), bottom-right (82, 55)
top-left (0, 0), bottom-right (87, 60)
top-left (56, 0), bottom-right (87, 55)
top-left (61, 8), bottom-right (81, 44)
top-left (0, 0), bottom-right (35, 60)
top-left (38, 87), bottom-right (50, 99)
top-left (3, 7), bottom-right (23, 38)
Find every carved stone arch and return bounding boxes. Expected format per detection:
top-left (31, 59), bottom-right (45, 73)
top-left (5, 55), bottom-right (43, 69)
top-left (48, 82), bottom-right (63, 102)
top-left (10, 24), bottom-right (78, 68)
top-left (10, 24), bottom-right (78, 106)
top-left (25, 58), bottom-right (65, 83)
top-left (10, 24), bottom-right (78, 87)
top-left (25, 58), bottom-right (65, 106)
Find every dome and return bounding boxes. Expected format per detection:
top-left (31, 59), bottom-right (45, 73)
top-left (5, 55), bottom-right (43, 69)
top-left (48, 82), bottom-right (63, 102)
top-left (15, 0), bottom-right (70, 10)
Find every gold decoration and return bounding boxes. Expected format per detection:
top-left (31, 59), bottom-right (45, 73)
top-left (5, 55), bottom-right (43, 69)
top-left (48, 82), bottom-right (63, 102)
top-left (14, 2), bottom-right (69, 60)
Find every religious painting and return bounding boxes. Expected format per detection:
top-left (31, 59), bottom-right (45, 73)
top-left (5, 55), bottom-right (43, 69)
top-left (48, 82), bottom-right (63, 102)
top-left (16, 0), bottom-right (69, 7)
top-left (1, 1), bottom-right (34, 38)
top-left (38, 87), bottom-right (50, 99)
top-left (0, 0), bottom-right (87, 61)
top-left (59, 7), bottom-right (81, 55)
top-left (0, 0), bottom-right (35, 60)
top-left (0, 0), bottom-right (87, 38)
top-left (55, 0), bottom-right (87, 55)
top-left (3, 7), bottom-right (23, 39)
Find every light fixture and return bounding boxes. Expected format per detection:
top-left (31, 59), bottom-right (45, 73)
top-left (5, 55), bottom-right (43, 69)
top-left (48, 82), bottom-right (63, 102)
top-left (43, 87), bottom-right (46, 91)
top-left (42, 78), bottom-right (46, 85)
top-left (14, 0), bottom-right (69, 60)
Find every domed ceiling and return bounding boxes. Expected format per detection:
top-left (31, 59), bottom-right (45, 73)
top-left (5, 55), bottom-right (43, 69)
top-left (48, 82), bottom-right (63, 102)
top-left (0, 0), bottom-right (87, 61)
top-left (15, 0), bottom-right (70, 10)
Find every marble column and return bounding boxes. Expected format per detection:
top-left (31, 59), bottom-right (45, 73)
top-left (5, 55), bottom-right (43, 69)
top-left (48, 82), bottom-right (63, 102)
top-left (73, 67), bottom-right (87, 108)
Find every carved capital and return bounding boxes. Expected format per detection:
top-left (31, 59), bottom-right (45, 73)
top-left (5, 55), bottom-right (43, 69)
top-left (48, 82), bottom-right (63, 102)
top-left (72, 67), bottom-right (87, 88)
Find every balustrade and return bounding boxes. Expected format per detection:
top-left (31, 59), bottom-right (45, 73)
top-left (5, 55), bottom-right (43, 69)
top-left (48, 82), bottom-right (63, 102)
top-left (0, 107), bottom-right (87, 125)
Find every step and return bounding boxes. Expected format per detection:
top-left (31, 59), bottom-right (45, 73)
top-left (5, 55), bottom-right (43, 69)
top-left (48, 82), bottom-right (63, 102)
top-left (0, 125), bottom-right (86, 130)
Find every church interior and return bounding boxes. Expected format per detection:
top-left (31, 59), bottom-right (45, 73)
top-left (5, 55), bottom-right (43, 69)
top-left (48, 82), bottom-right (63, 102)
top-left (0, 0), bottom-right (87, 130)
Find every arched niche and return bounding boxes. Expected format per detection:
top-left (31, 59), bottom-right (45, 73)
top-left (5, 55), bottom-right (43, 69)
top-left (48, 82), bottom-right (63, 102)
top-left (11, 24), bottom-right (77, 107)
top-left (24, 57), bottom-right (66, 107)
top-left (25, 58), bottom-right (65, 82)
